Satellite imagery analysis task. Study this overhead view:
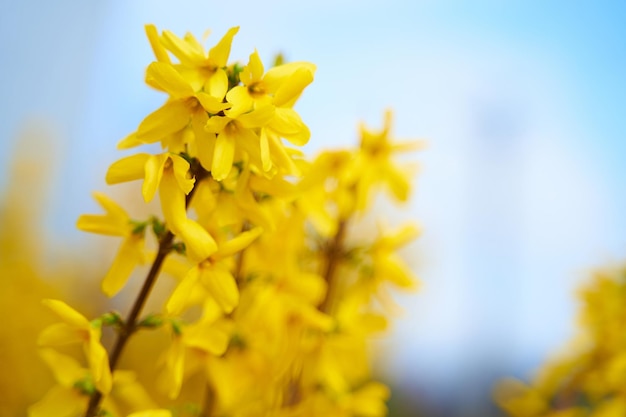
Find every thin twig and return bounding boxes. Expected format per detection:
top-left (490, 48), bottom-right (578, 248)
top-left (84, 164), bottom-right (208, 417)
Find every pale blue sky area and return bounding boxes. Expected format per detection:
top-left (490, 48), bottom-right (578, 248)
top-left (1, 1), bottom-right (626, 415)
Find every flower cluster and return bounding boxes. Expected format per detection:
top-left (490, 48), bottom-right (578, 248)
top-left (496, 266), bottom-right (626, 417)
top-left (30, 25), bottom-right (421, 417)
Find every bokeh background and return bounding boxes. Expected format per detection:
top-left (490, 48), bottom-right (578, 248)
top-left (1, 1), bottom-right (626, 416)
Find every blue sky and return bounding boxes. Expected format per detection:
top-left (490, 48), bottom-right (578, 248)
top-left (2, 1), bottom-right (626, 414)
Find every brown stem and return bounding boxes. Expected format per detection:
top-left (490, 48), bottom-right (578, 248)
top-left (319, 220), bottom-right (348, 313)
top-left (85, 231), bottom-right (174, 416)
top-left (199, 384), bottom-right (216, 417)
top-left (233, 221), bottom-right (250, 284)
top-left (85, 165), bottom-right (208, 417)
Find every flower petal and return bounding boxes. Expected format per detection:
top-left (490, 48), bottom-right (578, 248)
top-left (145, 62), bottom-right (195, 98)
top-left (208, 26), bottom-right (239, 67)
top-left (202, 266), bottom-right (239, 313)
top-left (161, 30), bottom-right (206, 67)
top-left (38, 323), bottom-right (84, 346)
top-left (28, 385), bottom-right (86, 417)
top-left (145, 24), bottom-right (171, 64)
top-left (167, 266), bottom-right (200, 315)
top-left (42, 299), bottom-right (90, 329)
top-left (170, 154), bottom-right (194, 195)
top-left (272, 67), bottom-right (314, 107)
top-left (211, 130), bottom-right (236, 181)
top-left (106, 153), bottom-right (150, 185)
top-left (39, 349), bottom-right (85, 387)
top-left (137, 100), bottom-right (191, 143)
top-left (87, 333), bottom-right (112, 394)
top-left (101, 235), bottom-right (144, 297)
top-left (205, 68), bottom-right (229, 100)
top-left (195, 92), bottom-right (231, 114)
top-left (142, 153), bottom-right (169, 202)
top-left (213, 227), bottom-right (263, 260)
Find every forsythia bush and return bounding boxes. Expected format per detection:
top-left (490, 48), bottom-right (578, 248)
top-left (26, 25), bottom-right (421, 417)
top-left (496, 266), bottom-right (626, 417)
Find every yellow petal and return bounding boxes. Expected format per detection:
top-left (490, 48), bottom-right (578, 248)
top-left (166, 266), bottom-right (200, 315)
top-left (376, 254), bottom-right (416, 289)
top-left (161, 30), bottom-right (205, 67)
top-left (142, 153), bottom-right (169, 202)
top-left (205, 68), bottom-right (229, 99)
top-left (383, 163), bottom-right (411, 202)
top-left (170, 153), bottom-right (195, 195)
top-left (87, 333), bottom-right (113, 394)
top-left (225, 85), bottom-right (253, 117)
top-left (164, 336), bottom-right (185, 399)
top-left (235, 105), bottom-right (275, 128)
top-left (204, 115), bottom-right (231, 133)
top-left (76, 214), bottom-right (126, 237)
top-left (159, 166), bottom-right (188, 231)
top-left (28, 385), bottom-right (86, 417)
top-left (350, 382), bottom-right (390, 417)
top-left (295, 303), bottom-right (334, 330)
top-left (101, 235), bottom-right (144, 297)
top-left (266, 133), bottom-right (300, 176)
top-left (76, 192), bottom-right (129, 237)
top-left (259, 128), bottom-right (272, 171)
top-left (211, 130), bottom-right (235, 181)
top-left (214, 227), bottom-right (263, 259)
top-left (110, 370), bottom-right (158, 410)
top-left (136, 100), bottom-right (191, 143)
top-left (208, 26), bottom-right (239, 67)
top-left (287, 272), bottom-right (327, 305)
top-left (269, 107), bottom-right (310, 146)
top-left (380, 224), bottom-right (420, 249)
top-left (39, 349), bottom-right (85, 387)
top-left (145, 24), bottom-right (171, 64)
top-left (106, 153), bottom-right (150, 185)
top-left (42, 299), bottom-right (90, 328)
top-left (160, 170), bottom-right (217, 260)
top-left (184, 32), bottom-right (205, 54)
top-left (117, 132), bottom-right (144, 149)
top-left (178, 219), bottom-right (219, 261)
top-left (185, 319), bottom-right (232, 356)
top-left (247, 49), bottom-right (264, 82)
top-left (145, 62), bottom-right (194, 99)
top-left (93, 192), bottom-right (128, 221)
top-left (202, 266), bottom-right (239, 313)
top-left (195, 91), bottom-right (232, 113)
top-left (272, 67), bottom-right (314, 107)
top-left (38, 323), bottom-right (84, 346)
top-left (264, 61), bottom-right (316, 93)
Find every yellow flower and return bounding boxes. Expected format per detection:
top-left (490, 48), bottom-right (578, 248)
top-left (29, 349), bottom-right (158, 417)
top-left (133, 61), bottom-right (230, 147)
top-left (166, 227), bottom-right (263, 314)
top-left (203, 105), bottom-right (275, 181)
top-left (368, 223), bottom-right (420, 291)
top-left (77, 192), bottom-right (147, 297)
top-left (159, 26), bottom-right (239, 98)
top-left (350, 110), bottom-right (423, 209)
top-left (106, 152), bottom-right (218, 261)
top-left (38, 300), bottom-right (112, 395)
top-left (28, 349), bottom-right (89, 417)
top-left (159, 299), bottom-right (233, 399)
top-left (227, 51), bottom-right (315, 112)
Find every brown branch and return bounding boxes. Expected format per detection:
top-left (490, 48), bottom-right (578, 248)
top-left (84, 164), bottom-right (209, 417)
top-left (319, 219), bottom-right (348, 314)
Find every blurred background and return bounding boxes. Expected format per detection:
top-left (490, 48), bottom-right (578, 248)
top-left (1, 1), bottom-right (626, 416)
